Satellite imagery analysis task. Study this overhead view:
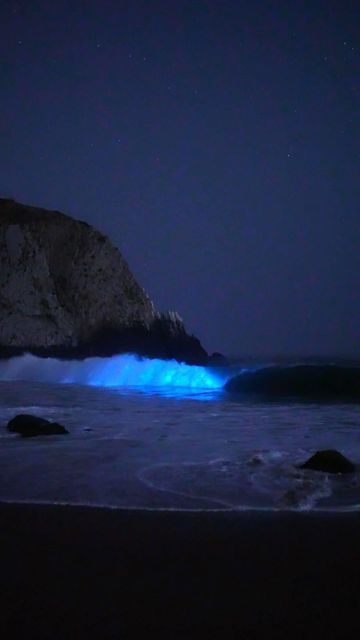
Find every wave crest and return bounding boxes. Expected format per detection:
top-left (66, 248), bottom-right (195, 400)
top-left (0, 352), bottom-right (224, 390)
top-left (225, 365), bottom-right (360, 400)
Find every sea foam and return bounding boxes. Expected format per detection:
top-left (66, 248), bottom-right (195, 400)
top-left (0, 352), bottom-right (225, 390)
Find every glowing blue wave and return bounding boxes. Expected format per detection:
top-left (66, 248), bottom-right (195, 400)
top-left (0, 353), bottom-right (225, 390)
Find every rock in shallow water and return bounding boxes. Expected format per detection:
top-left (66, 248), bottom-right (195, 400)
top-left (299, 450), bottom-right (355, 474)
top-left (7, 414), bottom-right (69, 438)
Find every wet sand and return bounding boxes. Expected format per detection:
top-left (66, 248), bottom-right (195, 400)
top-left (1, 503), bottom-right (359, 639)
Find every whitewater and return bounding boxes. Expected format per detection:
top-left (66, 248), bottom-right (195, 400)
top-left (0, 353), bottom-right (359, 512)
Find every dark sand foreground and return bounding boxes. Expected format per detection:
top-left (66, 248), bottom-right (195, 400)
top-left (1, 503), bottom-right (359, 639)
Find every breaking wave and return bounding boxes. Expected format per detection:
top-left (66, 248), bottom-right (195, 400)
top-left (225, 364), bottom-right (360, 401)
top-left (0, 355), bottom-right (359, 401)
top-left (0, 352), bottom-right (225, 390)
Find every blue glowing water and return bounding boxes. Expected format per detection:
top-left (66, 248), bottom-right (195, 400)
top-left (0, 354), bottom-right (359, 512)
top-left (0, 353), bottom-right (226, 391)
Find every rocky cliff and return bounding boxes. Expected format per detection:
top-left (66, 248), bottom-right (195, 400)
top-left (0, 199), bottom-right (207, 364)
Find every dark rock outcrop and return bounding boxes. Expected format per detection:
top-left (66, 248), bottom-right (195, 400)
top-left (0, 199), bottom-right (208, 364)
top-left (299, 450), bottom-right (355, 474)
top-left (7, 414), bottom-right (69, 437)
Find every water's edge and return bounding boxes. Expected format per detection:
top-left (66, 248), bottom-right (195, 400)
top-left (1, 498), bottom-right (359, 514)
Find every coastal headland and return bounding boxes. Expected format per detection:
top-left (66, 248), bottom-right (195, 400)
top-left (0, 198), bottom-right (208, 364)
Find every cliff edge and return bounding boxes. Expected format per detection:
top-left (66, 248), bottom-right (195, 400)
top-left (0, 199), bottom-right (207, 364)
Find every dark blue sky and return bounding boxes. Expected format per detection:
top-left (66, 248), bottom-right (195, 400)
top-left (1, 0), bottom-right (359, 356)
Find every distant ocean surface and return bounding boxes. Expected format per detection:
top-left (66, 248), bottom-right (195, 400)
top-left (0, 353), bottom-right (359, 512)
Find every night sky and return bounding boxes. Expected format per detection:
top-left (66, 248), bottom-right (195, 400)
top-left (1, 0), bottom-right (359, 357)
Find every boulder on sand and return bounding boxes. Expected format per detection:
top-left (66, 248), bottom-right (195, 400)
top-left (299, 449), bottom-right (355, 474)
top-left (7, 414), bottom-right (68, 438)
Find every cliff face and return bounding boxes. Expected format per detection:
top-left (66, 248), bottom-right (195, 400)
top-left (0, 199), bottom-right (207, 364)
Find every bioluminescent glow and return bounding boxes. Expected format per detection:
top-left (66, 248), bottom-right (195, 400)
top-left (0, 353), bottom-right (226, 390)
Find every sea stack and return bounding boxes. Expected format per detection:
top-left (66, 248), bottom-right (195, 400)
top-left (0, 198), bottom-right (207, 363)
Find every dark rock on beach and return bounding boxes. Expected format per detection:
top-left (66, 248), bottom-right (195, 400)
top-left (299, 449), bottom-right (355, 474)
top-left (7, 414), bottom-right (69, 438)
top-left (0, 198), bottom-right (208, 364)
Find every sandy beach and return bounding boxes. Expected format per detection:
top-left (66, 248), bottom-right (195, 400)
top-left (0, 503), bottom-right (359, 639)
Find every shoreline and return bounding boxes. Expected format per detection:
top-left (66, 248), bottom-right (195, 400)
top-left (1, 497), bottom-right (360, 513)
top-left (1, 501), bottom-right (359, 638)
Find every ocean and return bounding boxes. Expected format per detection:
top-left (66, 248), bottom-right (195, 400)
top-left (0, 353), bottom-right (359, 512)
